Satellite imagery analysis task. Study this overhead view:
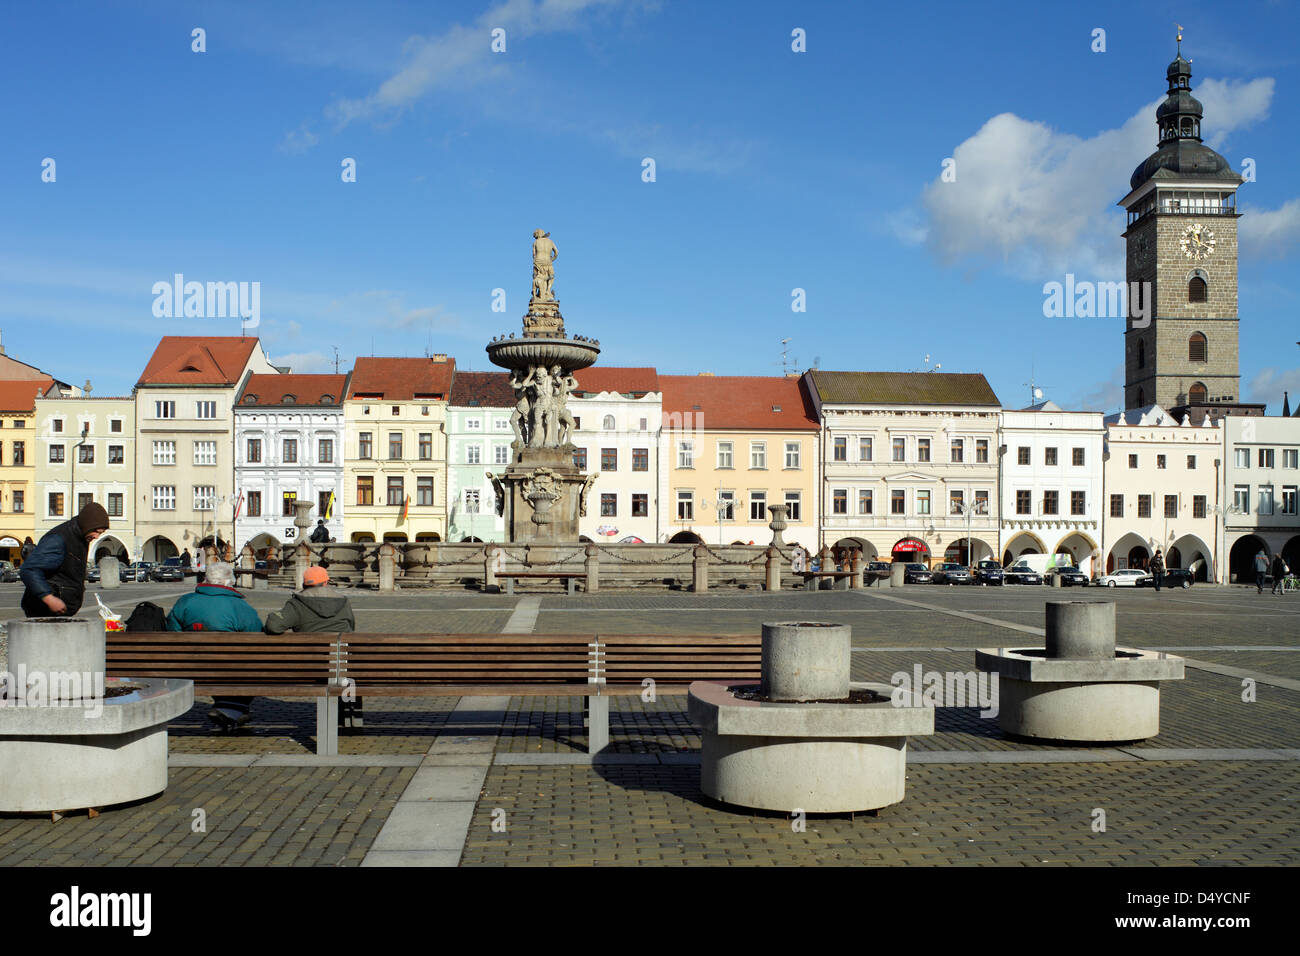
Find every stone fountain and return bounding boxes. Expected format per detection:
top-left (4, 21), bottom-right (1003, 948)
top-left (0, 617), bottom-right (192, 813)
top-left (974, 601), bottom-right (1184, 742)
top-left (485, 229), bottom-right (600, 545)
top-left (688, 622), bottom-right (934, 813)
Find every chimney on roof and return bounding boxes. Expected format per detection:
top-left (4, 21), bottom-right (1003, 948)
top-left (430, 353), bottom-right (448, 362)
top-left (698, 371), bottom-right (714, 376)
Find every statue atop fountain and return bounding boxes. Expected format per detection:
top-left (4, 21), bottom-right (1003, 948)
top-left (486, 230), bottom-right (601, 544)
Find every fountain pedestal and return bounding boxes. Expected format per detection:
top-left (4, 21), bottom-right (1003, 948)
top-left (689, 622), bottom-right (933, 813)
top-left (975, 601), bottom-right (1184, 742)
top-left (0, 617), bottom-right (192, 813)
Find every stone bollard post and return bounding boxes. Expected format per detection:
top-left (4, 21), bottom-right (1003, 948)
top-left (692, 544), bottom-right (710, 593)
top-left (99, 555), bottom-right (120, 589)
top-left (378, 543), bottom-right (397, 592)
top-left (765, 547), bottom-right (781, 592)
top-left (484, 545), bottom-right (498, 592)
top-left (890, 561), bottom-right (907, 587)
top-left (849, 550), bottom-right (863, 589)
top-left (585, 544), bottom-right (600, 594)
top-left (818, 546), bottom-right (835, 590)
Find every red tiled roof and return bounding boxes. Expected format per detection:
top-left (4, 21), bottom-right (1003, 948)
top-left (449, 371), bottom-right (515, 408)
top-left (237, 374), bottom-right (349, 408)
top-left (0, 377), bottom-right (56, 412)
top-left (136, 336), bottom-right (260, 387)
top-left (346, 357), bottom-right (456, 401)
top-left (660, 375), bottom-right (818, 431)
top-left (571, 367), bottom-right (660, 396)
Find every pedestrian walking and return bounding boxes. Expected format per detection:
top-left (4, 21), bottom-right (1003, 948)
top-left (309, 519), bottom-right (330, 544)
top-left (1150, 549), bottom-right (1165, 592)
top-left (18, 502), bottom-right (110, 617)
top-left (1271, 553), bottom-right (1289, 596)
top-left (1254, 549), bottom-right (1269, 594)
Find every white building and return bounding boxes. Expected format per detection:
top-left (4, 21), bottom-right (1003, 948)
top-left (999, 403), bottom-right (1105, 576)
top-left (1101, 405), bottom-right (1222, 580)
top-left (570, 367), bottom-right (662, 543)
top-left (1220, 413), bottom-right (1300, 583)
top-left (234, 373), bottom-right (349, 557)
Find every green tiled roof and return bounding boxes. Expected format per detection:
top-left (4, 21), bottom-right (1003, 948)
top-left (808, 371), bottom-right (1000, 407)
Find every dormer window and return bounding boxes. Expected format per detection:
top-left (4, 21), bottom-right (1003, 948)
top-left (281, 394), bottom-right (296, 404)
top-left (320, 395), bottom-right (334, 404)
top-left (772, 405), bottom-right (782, 413)
top-left (243, 394), bottom-right (257, 404)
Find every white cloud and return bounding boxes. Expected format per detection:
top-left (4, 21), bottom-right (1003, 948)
top-left (277, 122), bottom-right (320, 154)
top-left (1240, 197), bottom-right (1300, 258)
top-left (326, 0), bottom-right (623, 127)
top-left (1247, 366), bottom-right (1300, 408)
top-left (905, 77), bottom-right (1280, 280)
top-left (1070, 363), bottom-right (1125, 415)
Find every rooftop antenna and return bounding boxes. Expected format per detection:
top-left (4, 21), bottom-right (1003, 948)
top-left (920, 354), bottom-right (942, 373)
top-left (332, 346), bottom-right (340, 374)
top-left (811, 355), bottom-right (821, 370)
top-left (1023, 362), bottom-right (1052, 405)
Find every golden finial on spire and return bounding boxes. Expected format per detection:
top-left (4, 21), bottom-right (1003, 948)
top-left (1176, 23), bottom-right (1183, 55)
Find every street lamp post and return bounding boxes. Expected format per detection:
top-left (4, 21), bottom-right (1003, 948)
top-left (953, 499), bottom-right (987, 567)
top-left (1208, 501), bottom-right (1242, 585)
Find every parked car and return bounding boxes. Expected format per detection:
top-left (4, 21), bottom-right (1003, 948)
top-left (973, 560), bottom-right (1004, 586)
top-left (1097, 568), bottom-right (1150, 587)
top-left (85, 565), bottom-right (101, 583)
top-left (1139, 568), bottom-right (1195, 589)
top-left (932, 562), bottom-right (972, 585)
top-left (0, 560), bottom-right (19, 583)
top-left (865, 561), bottom-right (891, 584)
top-left (1045, 567), bottom-right (1090, 587)
top-left (120, 562), bottom-right (151, 583)
top-left (904, 562), bottom-right (933, 584)
top-left (150, 557), bottom-right (186, 582)
top-left (1004, 562), bottom-right (1043, 585)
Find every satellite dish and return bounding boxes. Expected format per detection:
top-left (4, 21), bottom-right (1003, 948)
top-left (1033, 387), bottom-right (1043, 400)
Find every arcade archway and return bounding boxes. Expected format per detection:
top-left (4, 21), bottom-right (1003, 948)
top-left (1229, 535), bottom-right (1269, 584)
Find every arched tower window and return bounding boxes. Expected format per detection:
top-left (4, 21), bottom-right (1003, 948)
top-left (1137, 387), bottom-right (1146, 407)
top-left (1137, 340), bottom-right (1146, 369)
top-left (1189, 332), bottom-right (1207, 363)
top-left (1189, 382), bottom-right (1207, 404)
top-left (1189, 276), bottom-right (1207, 302)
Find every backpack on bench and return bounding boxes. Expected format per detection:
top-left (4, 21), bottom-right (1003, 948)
top-left (125, 601), bottom-right (168, 632)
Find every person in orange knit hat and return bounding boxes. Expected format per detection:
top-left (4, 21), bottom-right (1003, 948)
top-left (265, 565), bottom-right (360, 728)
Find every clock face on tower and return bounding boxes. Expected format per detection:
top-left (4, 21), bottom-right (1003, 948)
top-left (1180, 222), bottom-right (1215, 260)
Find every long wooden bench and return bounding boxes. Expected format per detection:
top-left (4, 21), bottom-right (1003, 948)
top-left (497, 571), bottom-right (585, 595)
top-left (106, 631), bottom-right (761, 755)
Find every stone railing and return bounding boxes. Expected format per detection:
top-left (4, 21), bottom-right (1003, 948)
top-left (244, 539), bottom-right (859, 593)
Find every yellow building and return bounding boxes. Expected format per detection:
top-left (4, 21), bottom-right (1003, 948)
top-left (659, 375), bottom-right (820, 548)
top-left (0, 379), bottom-right (57, 563)
top-left (344, 357), bottom-right (454, 543)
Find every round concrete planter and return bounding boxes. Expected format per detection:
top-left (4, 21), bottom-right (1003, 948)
top-left (994, 678), bottom-right (1162, 741)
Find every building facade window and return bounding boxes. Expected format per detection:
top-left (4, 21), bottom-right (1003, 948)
top-left (950, 439), bottom-right (963, 463)
top-left (1072, 448), bottom-right (1085, 466)
top-left (77, 492), bottom-right (93, 513)
top-left (193, 486), bottom-right (215, 511)
top-left (750, 442), bottom-right (766, 469)
top-left (974, 490), bottom-right (989, 513)
top-left (892, 438), bottom-right (906, 462)
top-left (678, 441), bottom-right (694, 468)
top-left (784, 491), bottom-right (801, 522)
top-left (1281, 486), bottom-right (1298, 516)
top-left (358, 433), bottom-right (372, 459)
top-left (832, 489), bottom-right (847, 515)
top-left (1110, 494), bottom-right (1123, 517)
top-left (1284, 449), bottom-right (1298, 469)
top-left (1157, 454), bottom-right (1166, 469)
top-left (1045, 447), bottom-right (1058, 466)
top-left (859, 489), bottom-right (873, 515)
top-left (247, 491), bottom-right (262, 517)
top-left (749, 491), bottom-right (767, 521)
top-left (717, 491), bottom-right (735, 521)
top-left (950, 490), bottom-right (964, 514)
top-left (196, 401), bottom-right (217, 419)
top-left (1258, 487), bottom-right (1274, 516)
top-left (1187, 455), bottom-right (1196, 470)
top-left (601, 493), bottom-right (617, 517)
top-left (1017, 446), bottom-right (1030, 465)
top-left (151, 441), bottom-right (174, 465)
top-left (155, 401), bottom-right (175, 419)
top-left (1259, 448), bottom-right (1275, 469)
top-left (633, 448), bottom-right (649, 471)
top-left (12, 490), bottom-right (23, 513)
top-left (283, 439), bottom-right (298, 463)
top-left (1234, 447), bottom-right (1250, 468)
top-left (1016, 490), bottom-right (1031, 515)
top-left (890, 490), bottom-right (905, 515)
top-left (419, 433), bottom-right (432, 460)
top-left (319, 491), bottom-right (333, 519)
top-left (388, 433), bottom-right (402, 460)
top-left (78, 445), bottom-right (94, 464)
top-left (917, 439), bottom-right (931, 463)
top-left (247, 438), bottom-right (262, 463)
top-left (1192, 495), bottom-right (1207, 518)
top-left (717, 442), bottom-right (734, 469)
top-left (976, 440), bottom-right (989, 463)
top-left (833, 437), bottom-right (847, 462)
top-left (105, 493), bottom-right (123, 518)
top-left (1233, 485), bottom-right (1249, 513)
top-left (494, 445), bottom-right (509, 465)
top-left (573, 448), bottom-right (587, 470)
top-left (633, 493), bottom-right (649, 517)
top-left (1138, 494), bottom-right (1152, 518)
top-left (464, 489), bottom-right (480, 514)
top-left (1164, 495), bottom-right (1178, 518)
top-left (860, 437), bottom-right (872, 462)
top-left (677, 491), bottom-right (693, 521)
top-left (48, 492), bottom-right (64, 516)
top-left (356, 477), bottom-right (374, 506)
top-left (1043, 490), bottom-right (1058, 515)
top-left (1128, 454), bottom-right (1138, 468)
top-left (12, 442), bottom-right (23, 466)
top-left (417, 477), bottom-right (434, 507)
top-left (281, 491), bottom-right (297, 516)
top-left (319, 439), bottom-right (334, 464)
top-left (107, 445), bottom-right (124, 464)
top-left (784, 442), bottom-right (800, 468)
top-left (1071, 491), bottom-right (1086, 515)
top-left (152, 486), bottom-right (175, 511)
top-left (49, 445), bottom-right (65, 463)
top-left (916, 489), bottom-right (931, 515)
top-left (466, 445), bottom-right (481, 465)
top-left (387, 477), bottom-right (404, 507)
top-left (602, 448), bottom-right (618, 471)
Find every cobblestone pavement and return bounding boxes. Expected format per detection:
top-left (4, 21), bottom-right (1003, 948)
top-left (2, 582), bottom-right (1296, 865)
top-left (0, 766), bottom-right (413, 866)
top-left (461, 760), bottom-right (1300, 866)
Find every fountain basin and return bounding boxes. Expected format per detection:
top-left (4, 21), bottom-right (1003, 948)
top-left (486, 337), bottom-right (599, 372)
top-left (688, 678), bottom-right (933, 813)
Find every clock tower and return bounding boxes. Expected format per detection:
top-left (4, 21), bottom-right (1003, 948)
top-left (1119, 41), bottom-right (1244, 414)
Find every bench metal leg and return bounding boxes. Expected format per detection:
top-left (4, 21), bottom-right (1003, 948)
top-left (567, 577), bottom-right (576, 596)
top-left (587, 696), bottom-right (610, 753)
top-left (316, 696), bottom-right (339, 756)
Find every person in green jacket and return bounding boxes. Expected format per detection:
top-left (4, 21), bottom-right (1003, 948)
top-left (166, 561), bottom-right (264, 730)
top-left (265, 565), bottom-right (361, 728)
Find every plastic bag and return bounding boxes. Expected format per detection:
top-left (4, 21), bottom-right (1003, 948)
top-left (95, 593), bottom-right (124, 632)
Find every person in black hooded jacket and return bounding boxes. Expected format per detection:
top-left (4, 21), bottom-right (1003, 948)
top-left (19, 502), bottom-right (110, 617)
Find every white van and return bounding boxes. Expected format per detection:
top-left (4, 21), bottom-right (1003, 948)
top-left (1005, 553), bottom-right (1075, 576)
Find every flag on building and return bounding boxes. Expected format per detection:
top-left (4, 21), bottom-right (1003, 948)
top-left (400, 494), bottom-right (410, 523)
top-left (233, 491), bottom-right (244, 520)
top-left (325, 491), bottom-right (336, 520)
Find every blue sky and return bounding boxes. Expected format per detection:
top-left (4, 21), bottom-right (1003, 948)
top-left (3, 0), bottom-right (1298, 411)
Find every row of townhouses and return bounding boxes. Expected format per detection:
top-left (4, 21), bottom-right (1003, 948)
top-left (2, 334), bottom-right (1296, 586)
